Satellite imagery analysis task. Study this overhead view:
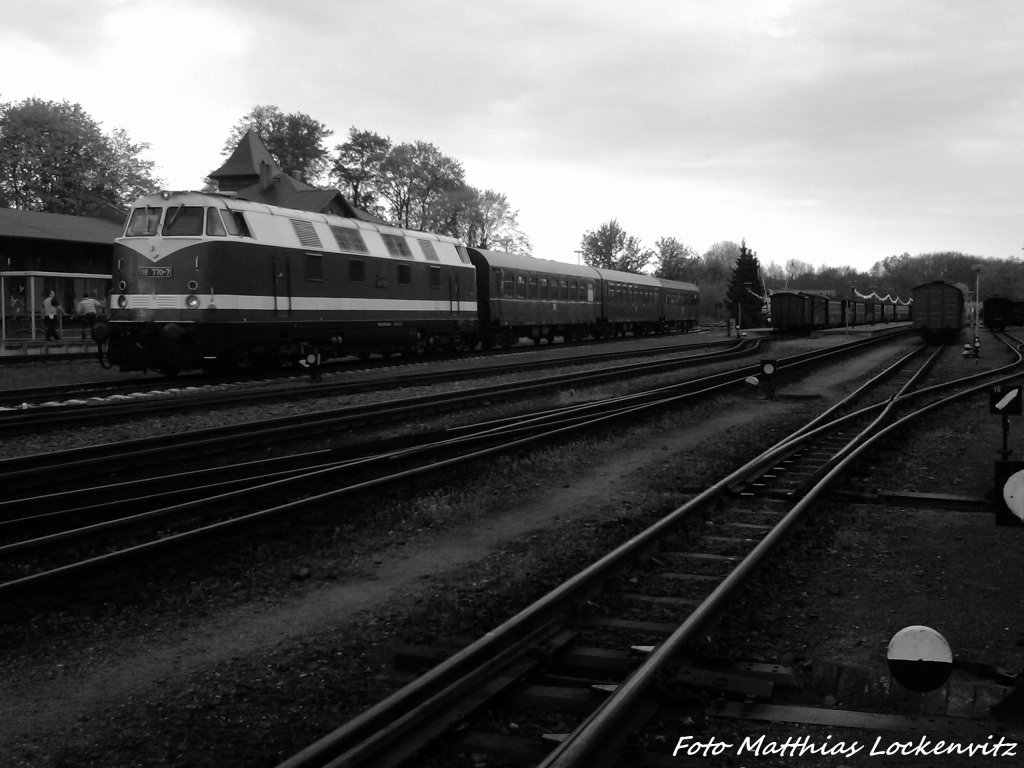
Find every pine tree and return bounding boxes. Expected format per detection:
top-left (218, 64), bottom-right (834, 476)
top-left (726, 239), bottom-right (764, 328)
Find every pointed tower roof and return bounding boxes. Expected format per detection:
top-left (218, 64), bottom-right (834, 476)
top-left (208, 129), bottom-right (281, 184)
top-left (209, 129), bottom-right (386, 223)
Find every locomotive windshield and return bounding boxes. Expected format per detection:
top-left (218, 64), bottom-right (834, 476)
top-left (162, 206), bottom-right (204, 236)
top-left (125, 206), bottom-right (162, 237)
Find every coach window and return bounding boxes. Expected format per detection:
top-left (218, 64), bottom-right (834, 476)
top-left (587, 282), bottom-right (595, 302)
top-left (397, 263), bottom-right (412, 285)
top-left (349, 259), bottom-right (366, 282)
top-left (539, 278), bottom-right (548, 300)
top-left (125, 206), bottom-right (161, 236)
top-left (502, 271), bottom-right (514, 297)
top-left (429, 266), bottom-right (442, 289)
top-left (569, 281), bottom-right (577, 301)
top-left (162, 206), bottom-right (204, 236)
top-left (306, 253), bottom-right (324, 282)
top-left (206, 208), bottom-right (227, 237)
top-left (516, 275), bottom-right (527, 299)
top-left (559, 280), bottom-right (567, 300)
top-left (528, 276), bottom-right (538, 299)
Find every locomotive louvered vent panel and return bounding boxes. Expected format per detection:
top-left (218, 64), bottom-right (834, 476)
top-left (382, 233), bottom-right (413, 258)
top-left (156, 296), bottom-right (178, 308)
top-left (290, 219), bottom-right (322, 249)
top-left (418, 239), bottom-right (440, 261)
top-left (330, 225), bottom-right (368, 253)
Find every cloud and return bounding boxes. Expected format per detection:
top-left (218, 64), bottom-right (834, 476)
top-left (2, 0), bottom-right (1023, 268)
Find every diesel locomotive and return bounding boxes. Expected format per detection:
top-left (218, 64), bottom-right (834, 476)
top-left (96, 191), bottom-right (699, 374)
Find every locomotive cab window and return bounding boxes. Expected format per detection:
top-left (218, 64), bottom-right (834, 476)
top-left (221, 210), bottom-right (252, 238)
top-left (429, 266), bottom-right (442, 289)
top-left (349, 259), bottom-right (366, 282)
top-left (125, 206), bottom-right (161, 237)
top-left (206, 208), bottom-right (227, 237)
top-left (397, 263), bottom-right (412, 285)
top-left (162, 205), bottom-right (204, 236)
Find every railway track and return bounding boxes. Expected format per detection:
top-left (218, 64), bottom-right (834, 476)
top-left (265, 335), bottom-right (1022, 768)
top-left (0, 334), bottom-right (744, 434)
top-left (0, 331), bottom-right (916, 601)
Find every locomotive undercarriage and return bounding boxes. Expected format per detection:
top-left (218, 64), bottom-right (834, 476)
top-left (102, 319), bottom-right (479, 375)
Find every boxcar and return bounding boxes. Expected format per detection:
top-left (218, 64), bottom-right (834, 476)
top-left (807, 294), bottom-right (828, 328)
top-left (911, 281), bottom-right (965, 343)
top-left (770, 292), bottom-right (812, 331)
top-left (1013, 301), bottom-right (1024, 327)
top-left (984, 297), bottom-right (1014, 331)
top-left (850, 300), bottom-right (866, 325)
top-left (826, 298), bottom-right (843, 327)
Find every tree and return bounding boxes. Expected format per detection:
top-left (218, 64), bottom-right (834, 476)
top-left (726, 239), bottom-right (765, 328)
top-left (0, 97), bottom-right (162, 214)
top-left (223, 105), bottom-right (332, 184)
top-left (653, 237), bottom-right (700, 282)
top-left (452, 188), bottom-right (532, 256)
top-left (377, 140), bottom-right (466, 231)
top-left (579, 220), bottom-right (651, 273)
top-left (95, 127), bottom-right (162, 210)
top-left (784, 258), bottom-right (814, 283)
top-left (331, 127), bottom-right (391, 215)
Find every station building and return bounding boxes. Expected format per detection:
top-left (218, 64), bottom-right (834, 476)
top-left (1, 206), bottom-right (121, 340)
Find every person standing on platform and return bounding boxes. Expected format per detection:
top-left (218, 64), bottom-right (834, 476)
top-left (42, 290), bottom-right (61, 341)
top-left (77, 292), bottom-right (102, 339)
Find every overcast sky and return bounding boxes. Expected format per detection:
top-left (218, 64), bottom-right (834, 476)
top-left (2, 0), bottom-right (1022, 272)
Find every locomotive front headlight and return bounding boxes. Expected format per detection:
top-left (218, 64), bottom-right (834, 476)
top-left (117, 295), bottom-right (127, 309)
top-left (185, 294), bottom-right (200, 309)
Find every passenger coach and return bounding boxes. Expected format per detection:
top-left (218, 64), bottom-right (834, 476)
top-left (467, 248), bottom-right (600, 347)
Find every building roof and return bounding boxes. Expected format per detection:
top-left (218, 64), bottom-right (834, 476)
top-left (0, 207), bottom-right (122, 245)
top-left (208, 129), bottom-right (281, 182)
top-left (211, 130), bottom-right (388, 224)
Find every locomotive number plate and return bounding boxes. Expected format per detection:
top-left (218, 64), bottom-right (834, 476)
top-left (137, 267), bottom-right (173, 277)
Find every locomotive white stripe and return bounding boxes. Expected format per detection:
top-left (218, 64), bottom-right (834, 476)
top-left (113, 294), bottom-right (478, 313)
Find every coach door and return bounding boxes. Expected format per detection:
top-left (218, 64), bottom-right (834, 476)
top-left (272, 254), bottom-right (292, 315)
